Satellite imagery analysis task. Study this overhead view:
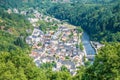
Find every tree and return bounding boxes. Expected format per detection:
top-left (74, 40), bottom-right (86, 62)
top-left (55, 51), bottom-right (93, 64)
top-left (82, 43), bottom-right (120, 80)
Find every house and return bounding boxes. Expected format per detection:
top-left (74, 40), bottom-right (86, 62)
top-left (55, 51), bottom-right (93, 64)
top-left (32, 28), bottom-right (41, 36)
top-left (55, 62), bottom-right (62, 70)
top-left (61, 60), bottom-right (76, 70)
top-left (20, 11), bottom-right (26, 15)
top-left (30, 51), bottom-right (40, 59)
top-left (51, 40), bottom-right (58, 44)
top-left (7, 9), bottom-right (12, 14)
top-left (45, 34), bottom-right (51, 39)
top-left (34, 60), bottom-right (41, 67)
top-left (26, 13), bottom-right (85, 75)
top-left (52, 31), bottom-right (61, 39)
top-left (73, 55), bottom-right (82, 62)
top-left (26, 36), bottom-right (32, 44)
top-left (32, 36), bottom-right (40, 44)
top-left (49, 30), bottom-right (55, 35)
top-left (61, 37), bottom-right (67, 41)
top-left (93, 42), bottom-right (104, 49)
top-left (13, 8), bottom-right (19, 13)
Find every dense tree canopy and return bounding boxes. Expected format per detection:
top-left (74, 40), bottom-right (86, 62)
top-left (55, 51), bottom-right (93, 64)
top-left (47, 1), bottom-right (120, 42)
top-left (75, 42), bottom-right (120, 80)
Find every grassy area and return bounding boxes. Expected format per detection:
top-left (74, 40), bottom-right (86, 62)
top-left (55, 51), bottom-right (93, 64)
top-left (79, 43), bottom-right (84, 51)
top-left (38, 20), bottom-right (58, 33)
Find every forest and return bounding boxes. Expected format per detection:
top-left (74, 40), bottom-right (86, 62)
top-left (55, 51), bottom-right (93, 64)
top-left (47, 0), bottom-right (120, 42)
top-left (0, 0), bottom-right (120, 80)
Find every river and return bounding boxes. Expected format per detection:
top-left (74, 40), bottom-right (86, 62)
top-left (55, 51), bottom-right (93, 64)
top-left (82, 32), bottom-right (96, 55)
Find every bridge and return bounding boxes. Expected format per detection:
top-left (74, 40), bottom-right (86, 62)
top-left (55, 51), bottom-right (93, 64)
top-left (86, 55), bottom-right (95, 61)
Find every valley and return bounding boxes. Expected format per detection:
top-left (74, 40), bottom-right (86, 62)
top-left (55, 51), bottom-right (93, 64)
top-left (0, 0), bottom-right (120, 80)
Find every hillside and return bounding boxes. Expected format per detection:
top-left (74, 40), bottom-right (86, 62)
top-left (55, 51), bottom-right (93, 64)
top-left (47, 1), bottom-right (120, 42)
top-left (0, 0), bottom-right (120, 80)
top-left (0, 7), bottom-right (73, 80)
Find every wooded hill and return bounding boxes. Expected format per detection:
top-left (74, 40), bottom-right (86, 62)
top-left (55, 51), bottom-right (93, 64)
top-left (0, 0), bottom-right (120, 80)
top-left (47, 0), bottom-right (120, 42)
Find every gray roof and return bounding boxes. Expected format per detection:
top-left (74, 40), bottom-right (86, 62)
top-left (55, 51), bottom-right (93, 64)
top-left (59, 60), bottom-right (76, 69)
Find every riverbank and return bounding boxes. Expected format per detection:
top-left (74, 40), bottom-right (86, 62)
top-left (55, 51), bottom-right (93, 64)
top-left (90, 41), bottom-right (105, 54)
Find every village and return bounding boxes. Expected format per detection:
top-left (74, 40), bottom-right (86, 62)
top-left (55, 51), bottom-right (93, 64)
top-left (23, 9), bottom-right (85, 75)
top-left (8, 8), bottom-right (100, 75)
top-left (26, 24), bottom-right (85, 75)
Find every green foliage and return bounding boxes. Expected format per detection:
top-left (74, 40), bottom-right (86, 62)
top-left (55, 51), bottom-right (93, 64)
top-left (73, 66), bottom-right (86, 80)
top-left (61, 65), bottom-right (69, 72)
top-left (0, 0), bottom-right (22, 9)
top-left (74, 43), bottom-right (120, 80)
top-left (47, 1), bottom-right (120, 42)
top-left (0, 3), bottom-right (73, 80)
top-left (0, 9), bottom-right (32, 36)
top-left (0, 9), bottom-right (32, 51)
top-left (38, 42), bottom-right (42, 46)
top-left (0, 1), bottom-right (120, 80)
top-left (0, 11), bottom-right (47, 80)
top-left (0, 7), bottom-right (43, 80)
top-left (79, 43), bottom-right (84, 51)
top-left (14, 37), bottom-right (26, 48)
top-left (90, 42), bottom-right (120, 79)
top-left (0, 51), bottom-right (48, 80)
top-left (65, 56), bottom-right (70, 60)
top-left (47, 71), bottom-right (72, 80)
top-left (76, 44), bottom-right (79, 48)
top-left (77, 27), bottom-right (83, 33)
top-left (69, 31), bottom-right (73, 38)
top-left (40, 62), bottom-right (56, 69)
top-left (84, 61), bottom-right (91, 67)
top-left (38, 20), bottom-right (58, 33)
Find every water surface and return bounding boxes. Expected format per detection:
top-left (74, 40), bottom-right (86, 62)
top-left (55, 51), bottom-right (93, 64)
top-left (82, 32), bottom-right (96, 55)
